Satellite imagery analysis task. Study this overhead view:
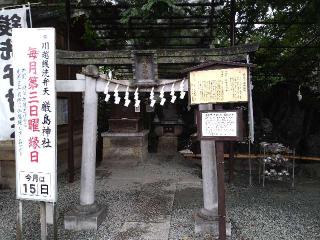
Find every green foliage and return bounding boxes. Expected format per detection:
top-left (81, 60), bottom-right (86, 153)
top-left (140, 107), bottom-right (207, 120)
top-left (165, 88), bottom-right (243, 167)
top-left (120, 0), bottom-right (177, 24)
top-left (73, 0), bottom-right (319, 92)
top-left (222, 0), bottom-right (320, 92)
top-left (82, 19), bottom-right (99, 47)
top-left (117, 0), bottom-right (187, 48)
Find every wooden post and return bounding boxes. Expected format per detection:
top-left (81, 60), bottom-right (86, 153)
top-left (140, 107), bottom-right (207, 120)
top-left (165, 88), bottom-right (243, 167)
top-left (292, 150), bottom-right (295, 189)
top-left (65, 0), bottom-right (75, 183)
top-left (40, 201), bottom-right (47, 240)
top-left (16, 200), bottom-right (23, 240)
top-left (67, 94), bottom-right (75, 183)
top-left (248, 140), bottom-right (252, 186)
top-left (228, 142), bottom-right (235, 183)
top-left (215, 104), bottom-right (226, 240)
top-left (53, 202), bottom-right (57, 240)
top-left (230, 0), bottom-right (236, 46)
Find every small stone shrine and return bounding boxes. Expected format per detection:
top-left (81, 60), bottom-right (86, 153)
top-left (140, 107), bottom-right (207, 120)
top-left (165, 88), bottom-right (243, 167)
top-left (153, 104), bottom-right (184, 154)
top-left (101, 51), bottom-right (158, 167)
top-left (101, 102), bottom-right (149, 167)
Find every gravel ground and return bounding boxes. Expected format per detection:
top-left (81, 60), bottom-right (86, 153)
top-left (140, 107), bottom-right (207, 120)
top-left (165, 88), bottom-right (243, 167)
top-left (0, 153), bottom-right (319, 239)
top-left (228, 175), bottom-right (320, 240)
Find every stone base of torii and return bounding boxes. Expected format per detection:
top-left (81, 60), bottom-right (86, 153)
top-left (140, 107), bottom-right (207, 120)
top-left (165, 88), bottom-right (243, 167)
top-left (59, 65), bottom-right (225, 235)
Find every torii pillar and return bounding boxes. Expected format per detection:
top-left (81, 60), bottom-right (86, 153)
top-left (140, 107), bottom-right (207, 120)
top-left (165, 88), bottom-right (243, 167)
top-left (64, 65), bottom-right (106, 230)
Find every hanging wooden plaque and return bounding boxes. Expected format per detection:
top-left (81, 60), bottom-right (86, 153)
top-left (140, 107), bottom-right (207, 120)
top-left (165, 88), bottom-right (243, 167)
top-left (189, 67), bottom-right (248, 105)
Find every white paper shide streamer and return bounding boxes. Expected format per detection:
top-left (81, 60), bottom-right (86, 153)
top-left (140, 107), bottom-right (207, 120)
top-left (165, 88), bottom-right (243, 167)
top-left (134, 87), bottom-right (140, 108)
top-left (108, 70), bottom-right (112, 80)
top-left (160, 86), bottom-right (166, 106)
top-left (297, 85), bottom-right (302, 101)
top-left (170, 83), bottom-right (177, 103)
top-left (104, 79), bottom-right (185, 107)
top-left (124, 86), bottom-right (131, 107)
top-left (104, 81), bottom-right (110, 102)
top-left (179, 79), bottom-right (186, 99)
top-left (150, 87), bottom-right (156, 107)
top-left (114, 84), bottom-right (121, 104)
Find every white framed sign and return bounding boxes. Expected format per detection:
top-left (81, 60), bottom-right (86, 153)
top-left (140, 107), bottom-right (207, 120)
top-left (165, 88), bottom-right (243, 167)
top-left (13, 28), bottom-right (57, 202)
top-left (198, 110), bottom-right (243, 141)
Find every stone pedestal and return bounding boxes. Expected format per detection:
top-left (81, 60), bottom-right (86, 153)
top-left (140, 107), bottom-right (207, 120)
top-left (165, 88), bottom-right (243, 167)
top-left (157, 135), bottom-right (178, 153)
top-left (194, 209), bottom-right (231, 237)
top-left (0, 141), bottom-right (15, 189)
top-left (153, 119), bottom-right (184, 154)
top-left (64, 203), bottom-right (107, 230)
top-left (101, 130), bottom-right (149, 167)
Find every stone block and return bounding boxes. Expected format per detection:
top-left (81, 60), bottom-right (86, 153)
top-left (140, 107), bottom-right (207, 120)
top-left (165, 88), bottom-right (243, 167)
top-left (194, 211), bottom-right (231, 237)
top-left (64, 204), bottom-right (107, 231)
top-left (157, 136), bottom-right (178, 153)
top-left (101, 130), bottom-right (149, 168)
top-left (1, 160), bottom-right (15, 177)
top-left (0, 160), bottom-right (15, 189)
top-left (0, 140), bottom-right (15, 161)
top-left (46, 202), bottom-right (58, 225)
top-left (0, 149), bottom-right (15, 161)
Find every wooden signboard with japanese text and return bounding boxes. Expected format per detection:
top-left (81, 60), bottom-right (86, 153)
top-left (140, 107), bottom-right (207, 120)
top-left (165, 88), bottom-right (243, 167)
top-left (13, 28), bottom-right (57, 202)
top-left (189, 67), bottom-right (248, 105)
top-left (198, 110), bottom-right (243, 141)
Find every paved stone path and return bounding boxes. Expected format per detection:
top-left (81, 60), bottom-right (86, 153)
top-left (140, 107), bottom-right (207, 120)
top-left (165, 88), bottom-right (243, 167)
top-left (1, 153), bottom-right (320, 239)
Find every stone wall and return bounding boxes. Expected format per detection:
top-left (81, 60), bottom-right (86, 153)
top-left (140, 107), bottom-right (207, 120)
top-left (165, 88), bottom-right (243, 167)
top-left (101, 130), bottom-right (149, 168)
top-left (0, 125), bottom-right (83, 189)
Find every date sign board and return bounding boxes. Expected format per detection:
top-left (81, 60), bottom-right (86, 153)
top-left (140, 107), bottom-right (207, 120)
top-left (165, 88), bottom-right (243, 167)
top-left (189, 67), bottom-right (248, 105)
top-left (198, 110), bottom-right (243, 141)
top-left (13, 28), bottom-right (57, 202)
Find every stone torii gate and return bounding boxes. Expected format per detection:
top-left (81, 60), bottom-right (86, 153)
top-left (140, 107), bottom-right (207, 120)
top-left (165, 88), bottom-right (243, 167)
top-left (55, 44), bottom-right (258, 231)
top-left (59, 66), bottom-right (188, 230)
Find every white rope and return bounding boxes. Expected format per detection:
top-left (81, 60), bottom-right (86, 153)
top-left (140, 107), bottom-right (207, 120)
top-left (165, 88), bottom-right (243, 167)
top-left (97, 73), bottom-right (185, 89)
